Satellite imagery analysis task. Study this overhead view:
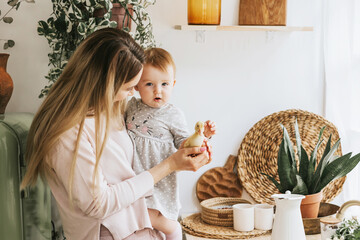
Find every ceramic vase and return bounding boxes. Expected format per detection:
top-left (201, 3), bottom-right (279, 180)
top-left (110, 3), bottom-right (133, 29)
top-left (300, 191), bottom-right (323, 218)
top-left (0, 53), bottom-right (13, 114)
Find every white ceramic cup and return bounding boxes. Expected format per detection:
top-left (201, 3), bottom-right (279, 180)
top-left (233, 203), bottom-right (254, 231)
top-left (254, 204), bottom-right (274, 230)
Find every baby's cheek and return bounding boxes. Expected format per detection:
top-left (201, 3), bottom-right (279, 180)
top-left (127, 123), bottom-right (133, 129)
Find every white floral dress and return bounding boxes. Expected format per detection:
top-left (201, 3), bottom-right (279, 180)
top-left (125, 97), bottom-right (189, 220)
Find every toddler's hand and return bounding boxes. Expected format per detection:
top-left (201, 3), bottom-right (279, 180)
top-left (204, 120), bottom-right (216, 139)
top-left (202, 138), bottom-right (212, 163)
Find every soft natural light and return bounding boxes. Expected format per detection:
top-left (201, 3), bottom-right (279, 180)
top-left (324, 0), bottom-right (360, 206)
top-left (352, 1), bottom-right (360, 56)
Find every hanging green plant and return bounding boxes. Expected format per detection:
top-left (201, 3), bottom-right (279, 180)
top-left (38, 0), bottom-right (156, 98)
top-left (114, 0), bottom-right (156, 49)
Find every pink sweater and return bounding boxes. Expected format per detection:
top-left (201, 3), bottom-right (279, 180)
top-left (47, 118), bottom-right (154, 240)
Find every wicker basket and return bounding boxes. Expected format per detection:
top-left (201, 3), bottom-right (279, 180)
top-left (237, 109), bottom-right (345, 205)
top-left (200, 197), bottom-right (251, 227)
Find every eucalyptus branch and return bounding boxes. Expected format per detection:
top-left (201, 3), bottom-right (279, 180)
top-left (0, 1), bottom-right (20, 22)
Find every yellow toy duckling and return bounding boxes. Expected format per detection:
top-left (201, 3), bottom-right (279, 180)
top-left (184, 121), bottom-right (205, 148)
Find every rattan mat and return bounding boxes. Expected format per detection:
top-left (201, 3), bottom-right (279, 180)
top-left (181, 213), bottom-right (270, 239)
top-left (237, 109), bottom-right (345, 204)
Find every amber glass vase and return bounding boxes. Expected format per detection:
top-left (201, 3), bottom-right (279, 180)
top-left (188, 0), bottom-right (221, 25)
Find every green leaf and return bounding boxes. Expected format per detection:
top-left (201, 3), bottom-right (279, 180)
top-left (122, 26), bottom-right (130, 32)
top-left (53, 42), bottom-right (62, 53)
top-left (103, 12), bottom-right (111, 19)
top-left (66, 21), bottom-right (73, 33)
top-left (3, 42), bottom-right (9, 49)
top-left (109, 21), bottom-right (117, 28)
top-left (97, 19), bottom-right (109, 26)
top-left (7, 40), bottom-right (15, 47)
top-left (37, 20), bottom-right (49, 36)
top-left (281, 123), bottom-right (296, 170)
top-left (354, 228), bottom-right (360, 239)
top-left (318, 134), bottom-right (332, 166)
top-left (3, 17), bottom-right (13, 24)
top-left (261, 173), bottom-right (283, 192)
top-left (307, 127), bottom-right (325, 184)
top-left (77, 22), bottom-right (86, 35)
top-left (7, 0), bottom-right (19, 7)
top-left (72, 4), bottom-right (83, 19)
top-left (299, 146), bottom-right (309, 185)
top-left (277, 139), bottom-right (296, 191)
top-left (54, 13), bottom-right (67, 32)
top-left (69, 13), bottom-right (76, 19)
top-left (295, 118), bottom-right (302, 162)
top-left (310, 138), bottom-right (340, 193)
top-left (281, 124), bottom-right (298, 185)
top-left (104, 0), bottom-right (110, 10)
top-left (292, 175), bottom-right (308, 195)
top-left (286, 143), bottom-right (298, 186)
top-left (15, 1), bottom-right (21, 10)
top-left (315, 152), bottom-right (355, 193)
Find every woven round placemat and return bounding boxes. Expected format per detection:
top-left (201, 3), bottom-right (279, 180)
top-left (200, 197), bottom-right (251, 227)
top-left (181, 213), bottom-right (270, 239)
top-left (237, 109), bottom-right (345, 204)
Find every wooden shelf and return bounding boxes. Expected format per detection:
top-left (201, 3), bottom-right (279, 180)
top-left (174, 25), bottom-right (313, 32)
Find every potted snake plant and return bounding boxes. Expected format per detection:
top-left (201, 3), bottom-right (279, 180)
top-left (262, 119), bottom-right (360, 218)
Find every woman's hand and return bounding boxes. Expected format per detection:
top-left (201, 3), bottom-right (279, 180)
top-left (148, 146), bottom-right (211, 184)
top-left (168, 147), bottom-right (210, 172)
top-left (179, 137), bottom-right (213, 163)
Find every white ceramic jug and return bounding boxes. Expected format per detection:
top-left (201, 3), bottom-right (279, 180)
top-left (271, 191), bottom-right (306, 240)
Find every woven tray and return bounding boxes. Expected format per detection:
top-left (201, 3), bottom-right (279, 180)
top-left (196, 155), bottom-right (243, 202)
top-left (181, 213), bottom-right (270, 239)
top-left (200, 197), bottom-right (251, 227)
top-left (237, 109), bottom-right (345, 204)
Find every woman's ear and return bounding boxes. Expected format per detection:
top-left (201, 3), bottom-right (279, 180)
top-left (135, 85), bottom-right (139, 91)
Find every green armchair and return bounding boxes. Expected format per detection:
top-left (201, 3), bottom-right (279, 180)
top-left (0, 113), bottom-right (51, 240)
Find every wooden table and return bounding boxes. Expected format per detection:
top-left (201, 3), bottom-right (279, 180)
top-left (185, 233), bottom-right (321, 240)
top-left (181, 214), bottom-right (321, 240)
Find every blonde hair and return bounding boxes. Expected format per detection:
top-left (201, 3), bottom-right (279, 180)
top-left (144, 48), bottom-right (176, 77)
top-left (21, 28), bottom-right (145, 201)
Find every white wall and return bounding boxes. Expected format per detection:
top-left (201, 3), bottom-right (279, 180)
top-left (0, 0), bottom-right (50, 113)
top-left (2, 0), bottom-right (325, 214)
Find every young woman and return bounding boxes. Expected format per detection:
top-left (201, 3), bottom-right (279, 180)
top-left (20, 28), bottom-right (211, 240)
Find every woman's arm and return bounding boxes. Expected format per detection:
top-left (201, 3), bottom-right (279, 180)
top-left (51, 129), bottom-right (154, 219)
top-left (51, 127), bottom-right (210, 218)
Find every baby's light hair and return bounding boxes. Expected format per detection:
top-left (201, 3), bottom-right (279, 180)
top-left (144, 48), bottom-right (176, 77)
